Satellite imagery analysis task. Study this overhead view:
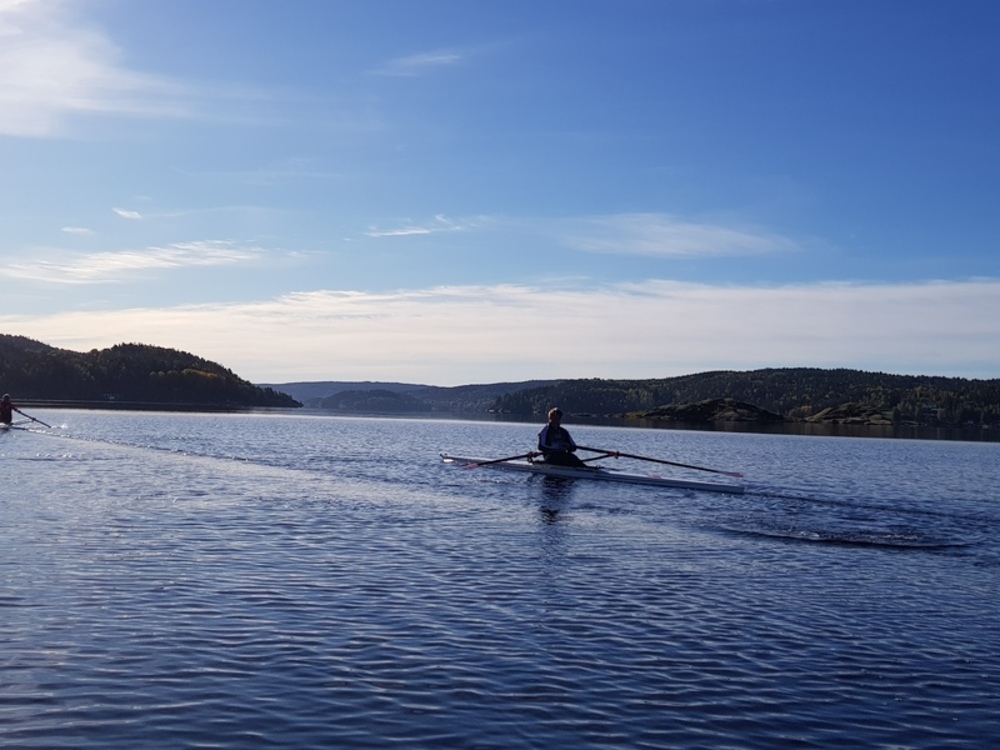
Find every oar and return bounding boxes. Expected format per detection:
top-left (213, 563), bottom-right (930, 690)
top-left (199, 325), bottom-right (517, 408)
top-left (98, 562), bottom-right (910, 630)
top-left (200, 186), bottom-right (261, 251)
top-left (577, 446), bottom-right (743, 478)
top-left (16, 410), bottom-right (51, 429)
top-left (466, 451), bottom-right (539, 468)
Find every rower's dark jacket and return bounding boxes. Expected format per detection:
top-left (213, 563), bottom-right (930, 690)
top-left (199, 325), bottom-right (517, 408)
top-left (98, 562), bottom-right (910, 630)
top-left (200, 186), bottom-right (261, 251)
top-left (537, 424), bottom-right (577, 457)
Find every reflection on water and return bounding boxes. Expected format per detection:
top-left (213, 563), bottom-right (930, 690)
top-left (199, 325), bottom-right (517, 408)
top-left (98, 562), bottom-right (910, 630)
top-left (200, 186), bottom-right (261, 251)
top-left (536, 475), bottom-right (576, 524)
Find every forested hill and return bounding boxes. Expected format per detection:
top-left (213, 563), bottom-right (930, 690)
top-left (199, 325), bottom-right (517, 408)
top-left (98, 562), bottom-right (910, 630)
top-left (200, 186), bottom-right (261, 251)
top-left (0, 335), bottom-right (299, 408)
top-left (491, 368), bottom-right (1000, 428)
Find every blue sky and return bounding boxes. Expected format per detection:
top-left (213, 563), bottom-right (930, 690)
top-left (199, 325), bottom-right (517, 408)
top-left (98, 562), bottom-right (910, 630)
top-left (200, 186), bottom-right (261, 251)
top-left (1, 0), bottom-right (998, 386)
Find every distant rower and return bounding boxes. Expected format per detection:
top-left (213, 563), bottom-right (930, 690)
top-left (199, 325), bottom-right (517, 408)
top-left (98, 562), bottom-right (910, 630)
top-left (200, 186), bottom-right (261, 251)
top-left (0, 393), bottom-right (22, 425)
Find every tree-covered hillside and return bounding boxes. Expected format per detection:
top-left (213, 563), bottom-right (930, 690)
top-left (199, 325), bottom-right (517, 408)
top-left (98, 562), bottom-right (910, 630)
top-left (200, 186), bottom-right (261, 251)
top-left (491, 368), bottom-right (1000, 427)
top-left (0, 335), bottom-right (299, 408)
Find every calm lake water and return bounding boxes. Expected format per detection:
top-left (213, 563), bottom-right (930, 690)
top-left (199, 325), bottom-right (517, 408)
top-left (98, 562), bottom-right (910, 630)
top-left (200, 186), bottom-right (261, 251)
top-left (2, 410), bottom-right (998, 749)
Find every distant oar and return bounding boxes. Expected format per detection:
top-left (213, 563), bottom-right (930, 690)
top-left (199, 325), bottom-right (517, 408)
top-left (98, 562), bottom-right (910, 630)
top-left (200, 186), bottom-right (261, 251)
top-left (577, 446), bottom-right (743, 478)
top-left (17, 411), bottom-right (51, 428)
top-left (466, 452), bottom-right (538, 468)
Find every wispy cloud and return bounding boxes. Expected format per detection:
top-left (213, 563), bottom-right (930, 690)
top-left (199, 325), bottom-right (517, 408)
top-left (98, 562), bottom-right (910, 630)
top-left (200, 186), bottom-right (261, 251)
top-left (0, 0), bottom-right (194, 137)
top-left (6, 278), bottom-right (999, 384)
top-left (61, 226), bottom-right (93, 235)
top-left (370, 49), bottom-right (463, 77)
top-left (112, 207), bottom-right (143, 220)
top-left (0, 240), bottom-right (259, 283)
top-left (365, 227), bottom-right (432, 238)
top-left (557, 213), bottom-right (799, 258)
top-left (364, 214), bottom-right (468, 238)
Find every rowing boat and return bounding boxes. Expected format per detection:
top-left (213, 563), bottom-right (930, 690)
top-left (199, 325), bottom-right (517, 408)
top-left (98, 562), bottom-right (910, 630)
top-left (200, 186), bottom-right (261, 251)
top-left (441, 454), bottom-right (745, 494)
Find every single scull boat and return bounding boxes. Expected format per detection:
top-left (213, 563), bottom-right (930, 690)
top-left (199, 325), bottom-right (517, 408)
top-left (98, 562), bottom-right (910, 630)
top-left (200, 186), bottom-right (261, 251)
top-left (441, 454), bottom-right (745, 494)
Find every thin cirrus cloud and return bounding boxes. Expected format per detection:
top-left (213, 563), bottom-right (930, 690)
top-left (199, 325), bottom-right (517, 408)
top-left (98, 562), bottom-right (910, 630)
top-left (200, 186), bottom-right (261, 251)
top-left (7, 278), bottom-right (1000, 384)
top-left (369, 50), bottom-right (463, 77)
top-left (358, 212), bottom-right (794, 261)
top-left (364, 214), bottom-right (468, 238)
top-left (557, 213), bottom-right (800, 258)
top-left (0, 240), bottom-right (259, 284)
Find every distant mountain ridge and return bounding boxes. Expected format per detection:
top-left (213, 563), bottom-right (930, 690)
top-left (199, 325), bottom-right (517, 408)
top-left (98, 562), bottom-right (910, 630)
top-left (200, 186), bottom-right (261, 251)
top-left (259, 380), bottom-right (561, 411)
top-left (256, 381), bottom-right (425, 404)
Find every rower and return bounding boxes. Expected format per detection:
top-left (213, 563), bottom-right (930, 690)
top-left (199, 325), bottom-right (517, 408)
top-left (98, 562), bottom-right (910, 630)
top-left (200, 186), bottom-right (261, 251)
top-left (537, 408), bottom-right (586, 467)
top-left (0, 393), bottom-right (21, 425)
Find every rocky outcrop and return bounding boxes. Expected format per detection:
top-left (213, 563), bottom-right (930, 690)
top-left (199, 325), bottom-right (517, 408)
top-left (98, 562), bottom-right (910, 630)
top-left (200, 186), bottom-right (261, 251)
top-left (625, 397), bottom-right (787, 423)
top-left (805, 403), bottom-right (895, 426)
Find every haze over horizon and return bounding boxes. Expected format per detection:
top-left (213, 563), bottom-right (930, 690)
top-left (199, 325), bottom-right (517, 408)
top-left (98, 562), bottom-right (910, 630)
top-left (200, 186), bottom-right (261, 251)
top-left (2, 1), bottom-right (998, 387)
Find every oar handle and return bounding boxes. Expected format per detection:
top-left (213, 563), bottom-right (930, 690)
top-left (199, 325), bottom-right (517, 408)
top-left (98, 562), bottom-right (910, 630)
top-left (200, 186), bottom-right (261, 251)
top-left (577, 446), bottom-right (743, 478)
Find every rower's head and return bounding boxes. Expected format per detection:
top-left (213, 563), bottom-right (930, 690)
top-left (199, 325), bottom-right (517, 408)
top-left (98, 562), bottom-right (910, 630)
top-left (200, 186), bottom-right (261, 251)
top-left (547, 407), bottom-right (563, 424)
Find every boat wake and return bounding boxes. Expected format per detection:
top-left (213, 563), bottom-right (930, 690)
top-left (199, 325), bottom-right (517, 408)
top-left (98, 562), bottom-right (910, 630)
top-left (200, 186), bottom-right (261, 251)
top-left (719, 524), bottom-right (974, 550)
top-left (707, 487), bottom-right (989, 551)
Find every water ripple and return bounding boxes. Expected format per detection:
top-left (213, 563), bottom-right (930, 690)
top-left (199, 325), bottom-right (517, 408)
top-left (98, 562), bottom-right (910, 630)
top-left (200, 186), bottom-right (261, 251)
top-left (2, 414), bottom-right (998, 748)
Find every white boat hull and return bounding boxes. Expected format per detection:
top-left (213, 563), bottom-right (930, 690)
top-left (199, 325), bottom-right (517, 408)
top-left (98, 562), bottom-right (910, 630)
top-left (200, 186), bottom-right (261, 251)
top-left (441, 454), bottom-right (745, 494)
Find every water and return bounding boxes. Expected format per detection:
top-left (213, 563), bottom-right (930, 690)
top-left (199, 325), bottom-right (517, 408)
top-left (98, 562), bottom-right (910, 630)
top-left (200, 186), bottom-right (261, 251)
top-left (2, 410), bottom-right (998, 748)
